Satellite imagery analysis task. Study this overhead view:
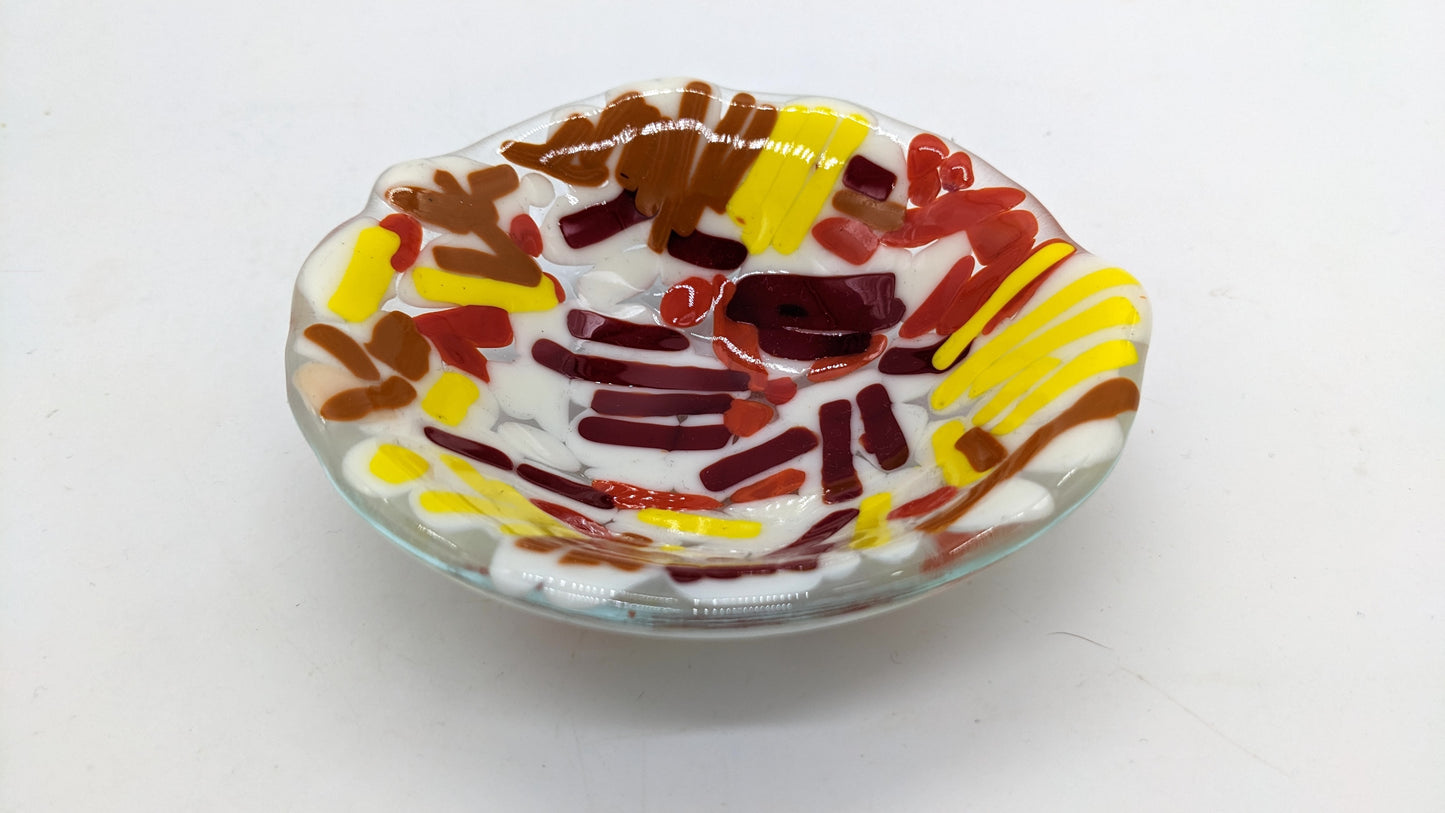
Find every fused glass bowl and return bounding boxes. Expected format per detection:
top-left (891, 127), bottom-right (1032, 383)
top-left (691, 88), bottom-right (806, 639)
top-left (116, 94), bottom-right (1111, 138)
top-left (286, 79), bottom-right (1151, 636)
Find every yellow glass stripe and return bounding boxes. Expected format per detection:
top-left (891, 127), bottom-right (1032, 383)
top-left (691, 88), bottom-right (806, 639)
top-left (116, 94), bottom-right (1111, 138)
top-left (441, 454), bottom-right (488, 488)
top-left (419, 490), bottom-right (488, 514)
top-left (969, 296), bottom-right (1141, 398)
top-left (990, 340), bottom-right (1139, 435)
top-left (731, 107), bottom-right (842, 253)
top-left (850, 492), bottom-right (893, 549)
top-left (930, 242), bottom-right (1077, 405)
top-left (436, 455), bottom-right (576, 537)
top-left (972, 356), bottom-right (1060, 428)
top-left (441, 455), bottom-right (522, 504)
top-left (636, 508), bottom-right (763, 539)
top-left (421, 371), bottom-right (480, 427)
top-left (725, 105), bottom-right (806, 243)
top-left (750, 108), bottom-right (842, 251)
top-left (937, 267), bottom-right (1139, 405)
top-left (369, 443), bottom-right (429, 484)
top-left (930, 421), bottom-right (990, 487)
top-left (327, 226), bottom-right (400, 322)
top-left (771, 112), bottom-right (871, 254)
top-left (415, 492), bottom-right (550, 537)
top-left (411, 266), bottom-right (559, 311)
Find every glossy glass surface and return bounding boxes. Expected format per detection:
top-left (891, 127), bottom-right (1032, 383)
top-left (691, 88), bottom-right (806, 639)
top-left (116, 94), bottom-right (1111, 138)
top-left (286, 79), bottom-right (1152, 635)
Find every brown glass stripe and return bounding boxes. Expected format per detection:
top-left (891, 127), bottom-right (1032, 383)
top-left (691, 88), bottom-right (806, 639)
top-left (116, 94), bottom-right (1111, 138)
top-left (674, 92), bottom-right (775, 232)
top-left (957, 427), bottom-right (1007, 472)
top-left (319, 376), bottom-right (415, 421)
top-left (641, 82), bottom-right (712, 250)
top-left (364, 311), bottom-right (429, 381)
top-left (832, 189), bottom-right (906, 232)
top-left (432, 245), bottom-right (537, 287)
top-left (303, 324), bottom-right (379, 381)
top-left (920, 378), bottom-right (1141, 532)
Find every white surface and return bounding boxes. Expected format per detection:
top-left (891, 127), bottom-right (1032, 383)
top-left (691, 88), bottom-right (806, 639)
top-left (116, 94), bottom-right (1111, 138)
top-left (2, 2), bottom-right (1442, 810)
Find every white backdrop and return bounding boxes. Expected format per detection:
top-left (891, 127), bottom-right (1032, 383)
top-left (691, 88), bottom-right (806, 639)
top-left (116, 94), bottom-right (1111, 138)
top-left (3, 1), bottom-right (1442, 810)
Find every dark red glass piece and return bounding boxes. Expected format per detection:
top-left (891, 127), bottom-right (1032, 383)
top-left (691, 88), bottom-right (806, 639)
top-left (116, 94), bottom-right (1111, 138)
top-left (566, 309), bottom-right (689, 351)
top-left (532, 339), bottom-right (750, 391)
top-left (819, 400), bottom-right (862, 504)
top-left (558, 190), bottom-right (652, 248)
top-left (424, 426), bottom-right (514, 471)
top-left (842, 155), bottom-right (897, 201)
top-left (577, 417), bottom-right (733, 451)
top-left (724, 273), bottom-right (904, 333)
top-left (698, 427), bottom-right (819, 492)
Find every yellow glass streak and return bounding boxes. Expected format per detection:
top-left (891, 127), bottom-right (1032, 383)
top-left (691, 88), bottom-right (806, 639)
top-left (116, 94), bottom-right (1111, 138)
top-left (420, 371), bottom-right (480, 427)
top-left (369, 443), bottom-right (429, 484)
top-left (937, 267), bottom-right (1139, 405)
top-left (636, 508), bottom-right (763, 539)
top-left (418, 491), bottom-right (488, 514)
top-left (971, 356), bottom-right (1060, 428)
top-left (930, 421), bottom-right (989, 487)
top-left (969, 296), bottom-right (1141, 397)
top-left (327, 226), bottom-right (400, 322)
top-left (990, 340), bottom-right (1140, 435)
top-left (411, 499), bottom-right (541, 536)
top-left (417, 491), bottom-right (549, 535)
top-left (771, 113), bottom-right (871, 254)
top-left (850, 492), bottom-right (893, 549)
top-left (725, 105), bottom-right (806, 245)
top-left (929, 242), bottom-right (1078, 408)
top-left (747, 108), bottom-right (842, 252)
top-left (729, 107), bottom-right (841, 253)
top-left (434, 455), bottom-right (577, 538)
top-left (411, 266), bottom-right (559, 311)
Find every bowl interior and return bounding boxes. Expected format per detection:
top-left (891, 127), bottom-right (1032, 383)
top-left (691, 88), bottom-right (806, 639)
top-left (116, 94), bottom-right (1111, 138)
top-left (286, 79), bottom-right (1151, 634)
